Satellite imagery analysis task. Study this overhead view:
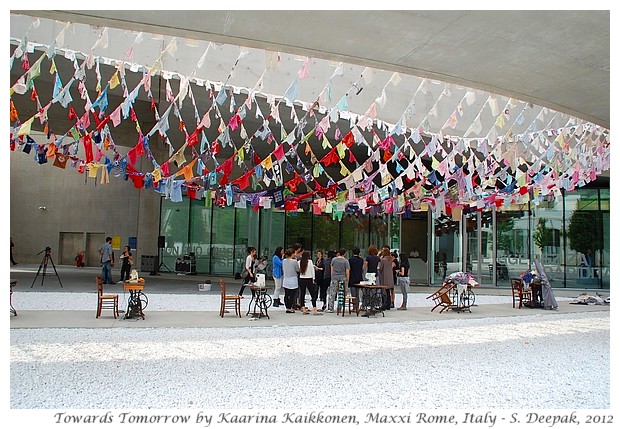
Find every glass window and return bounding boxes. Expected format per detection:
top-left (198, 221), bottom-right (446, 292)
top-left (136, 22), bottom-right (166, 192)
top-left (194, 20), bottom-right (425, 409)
top-left (600, 189), bottom-right (610, 288)
top-left (389, 215), bottom-right (400, 252)
top-left (313, 213), bottom-right (340, 255)
top-left (433, 214), bottom-right (462, 283)
top-left (211, 206), bottom-right (235, 275)
top-left (564, 189), bottom-right (607, 288)
top-left (370, 215), bottom-right (389, 250)
top-left (494, 209), bottom-right (528, 286)
top-left (285, 211), bottom-right (312, 251)
top-left (341, 213), bottom-right (369, 256)
top-left (234, 208), bottom-right (259, 275)
top-left (465, 211), bottom-right (478, 277)
top-left (259, 210), bottom-right (285, 268)
top-left (160, 198), bottom-right (189, 272)
top-left (189, 200), bottom-right (212, 273)
top-left (475, 211), bottom-right (493, 285)
top-left (531, 199), bottom-right (563, 285)
top-left (400, 211), bottom-right (428, 283)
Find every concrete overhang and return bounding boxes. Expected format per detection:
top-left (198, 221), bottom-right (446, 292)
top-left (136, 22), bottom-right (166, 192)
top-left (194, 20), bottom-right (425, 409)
top-left (12, 9), bottom-right (610, 129)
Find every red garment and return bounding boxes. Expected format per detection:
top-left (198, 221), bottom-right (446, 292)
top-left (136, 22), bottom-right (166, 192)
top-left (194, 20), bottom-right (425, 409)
top-left (82, 135), bottom-right (94, 163)
top-left (273, 144), bottom-right (285, 161)
top-left (234, 170), bottom-right (253, 190)
top-left (342, 131), bottom-right (355, 148)
top-left (130, 173), bottom-right (144, 188)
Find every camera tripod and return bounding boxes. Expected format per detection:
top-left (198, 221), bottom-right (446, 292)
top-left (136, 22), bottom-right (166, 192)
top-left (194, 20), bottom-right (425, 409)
top-left (31, 247), bottom-right (63, 288)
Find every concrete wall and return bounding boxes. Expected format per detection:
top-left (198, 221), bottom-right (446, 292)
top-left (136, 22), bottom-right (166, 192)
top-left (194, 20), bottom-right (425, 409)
top-left (10, 131), bottom-right (161, 266)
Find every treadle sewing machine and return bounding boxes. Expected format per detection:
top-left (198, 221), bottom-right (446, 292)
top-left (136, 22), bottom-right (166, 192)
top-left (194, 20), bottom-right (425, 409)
top-left (123, 280), bottom-right (147, 320)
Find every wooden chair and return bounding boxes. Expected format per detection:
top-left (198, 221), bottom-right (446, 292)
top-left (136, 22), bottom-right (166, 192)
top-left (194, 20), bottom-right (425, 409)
top-left (219, 278), bottom-right (241, 318)
top-left (426, 281), bottom-right (456, 313)
top-left (96, 275), bottom-right (119, 318)
top-left (510, 277), bottom-right (532, 309)
top-left (339, 282), bottom-right (359, 316)
top-left (346, 291), bottom-right (359, 316)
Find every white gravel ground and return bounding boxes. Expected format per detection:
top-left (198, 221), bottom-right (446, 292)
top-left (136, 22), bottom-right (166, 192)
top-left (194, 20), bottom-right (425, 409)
top-left (9, 292), bottom-right (611, 413)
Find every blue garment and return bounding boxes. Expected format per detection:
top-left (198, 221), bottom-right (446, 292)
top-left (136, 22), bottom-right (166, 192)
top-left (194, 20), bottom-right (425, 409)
top-left (98, 242), bottom-right (113, 263)
top-left (102, 261), bottom-right (113, 284)
top-left (272, 254), bottom-right (283, 279)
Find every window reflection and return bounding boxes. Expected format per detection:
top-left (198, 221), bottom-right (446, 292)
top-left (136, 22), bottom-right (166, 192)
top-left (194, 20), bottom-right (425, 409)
top-left (158, 187), bottom-right (609, 289)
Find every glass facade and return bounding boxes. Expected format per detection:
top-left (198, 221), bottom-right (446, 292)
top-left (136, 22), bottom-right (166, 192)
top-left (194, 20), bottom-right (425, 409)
top-left (259, 210), bottom-right (285, 268)
top-left (189, 200), bottom-right (212, 273)
top-left (432, 213), bottom-right (464, 284)
top-left (285, 211), bottom-right (313, 251)
top-left (313, 213), bottom-right (342, 255)
top-left (158, 187), bottom-right (609, 289)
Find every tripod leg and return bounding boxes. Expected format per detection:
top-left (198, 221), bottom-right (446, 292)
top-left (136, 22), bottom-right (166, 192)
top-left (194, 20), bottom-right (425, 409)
top-left (41, 256), bottom-right (49, 286)
top-left (49, 256), bottom-right (63, 288)
top-left (160, 260), bottom-right (172, 272)
top-left (31, 261), bottom-right (45, 288)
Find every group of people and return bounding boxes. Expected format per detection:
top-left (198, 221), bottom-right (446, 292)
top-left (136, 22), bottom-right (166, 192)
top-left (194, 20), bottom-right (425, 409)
top-left (97, 237), bottom-right (134, 284)
top-left (236, 243), bottom-right (412, 315)
top-left (354, 245), bottom-right (411, 311)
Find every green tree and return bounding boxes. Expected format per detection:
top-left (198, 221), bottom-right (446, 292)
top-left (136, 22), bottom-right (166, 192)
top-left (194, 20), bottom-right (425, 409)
top-left (532, 218), bottom-right (554, 255)
top-left (567, 210), bottom-right (599, 254)
top-left (495, 217), bottom-right (515, 256)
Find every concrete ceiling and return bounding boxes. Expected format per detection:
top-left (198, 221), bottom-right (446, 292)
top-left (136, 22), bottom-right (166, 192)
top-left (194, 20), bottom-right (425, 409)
top-left (13, 9), bottom-right (611, 129)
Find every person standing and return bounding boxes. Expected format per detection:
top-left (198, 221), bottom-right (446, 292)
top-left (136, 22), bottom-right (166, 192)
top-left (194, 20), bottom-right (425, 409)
top-left (397, 251), bottom-right (411, 310)
top-left (119, 245), bottom-right (133, 282)
top-left (364, 245), bottom-right (381, 278)
top-left (299, 251), bottom-right (321, 315)
top-left (390, 250), bottom-right (399, 308)
top-left (292, 242), bottom-right (304, 309)
top-left (321, 250), bottom-right (335, 311)
top-left (326, 248), bottom-right (350, 313)
top-left (98, 237), bottom-right (115, 285)
top-left (377, 247), bottom-right (395, 310)
top-left (348, 247), bottom-right (364, 309)
top-left (238, 247), bottom-right (257, 297)
top-left (314, 250), bottom-right (325, 307)
top-left (271, 246), bottom-right (284, 307)
top-left (292, 242), bottom-right (304, 260)
top-left (10, 236), bottom-right (17, 265)
top-left (282, 248), bottom-right (300, 313)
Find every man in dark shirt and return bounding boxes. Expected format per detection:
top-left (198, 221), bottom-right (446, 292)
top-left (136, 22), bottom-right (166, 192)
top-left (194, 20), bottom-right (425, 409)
top-left (348, 247), bottom-right (364, 308)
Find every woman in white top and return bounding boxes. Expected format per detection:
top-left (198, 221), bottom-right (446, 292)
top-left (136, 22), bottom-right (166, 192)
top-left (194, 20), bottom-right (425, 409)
top-left (281, 248), bottom-right (300, 313)
top-left (238, 246), bottom-right (257, 297)
top-left (299, 250), bottom-right (321, 315)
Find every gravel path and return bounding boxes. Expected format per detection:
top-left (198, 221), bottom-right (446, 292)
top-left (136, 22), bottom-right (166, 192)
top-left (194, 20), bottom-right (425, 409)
top-left (10, 293), bottom-right (609, 410)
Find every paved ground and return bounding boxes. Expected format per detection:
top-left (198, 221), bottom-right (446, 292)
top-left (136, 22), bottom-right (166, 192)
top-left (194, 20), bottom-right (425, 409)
top-left (9, 263), bottom-right (610, 329)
